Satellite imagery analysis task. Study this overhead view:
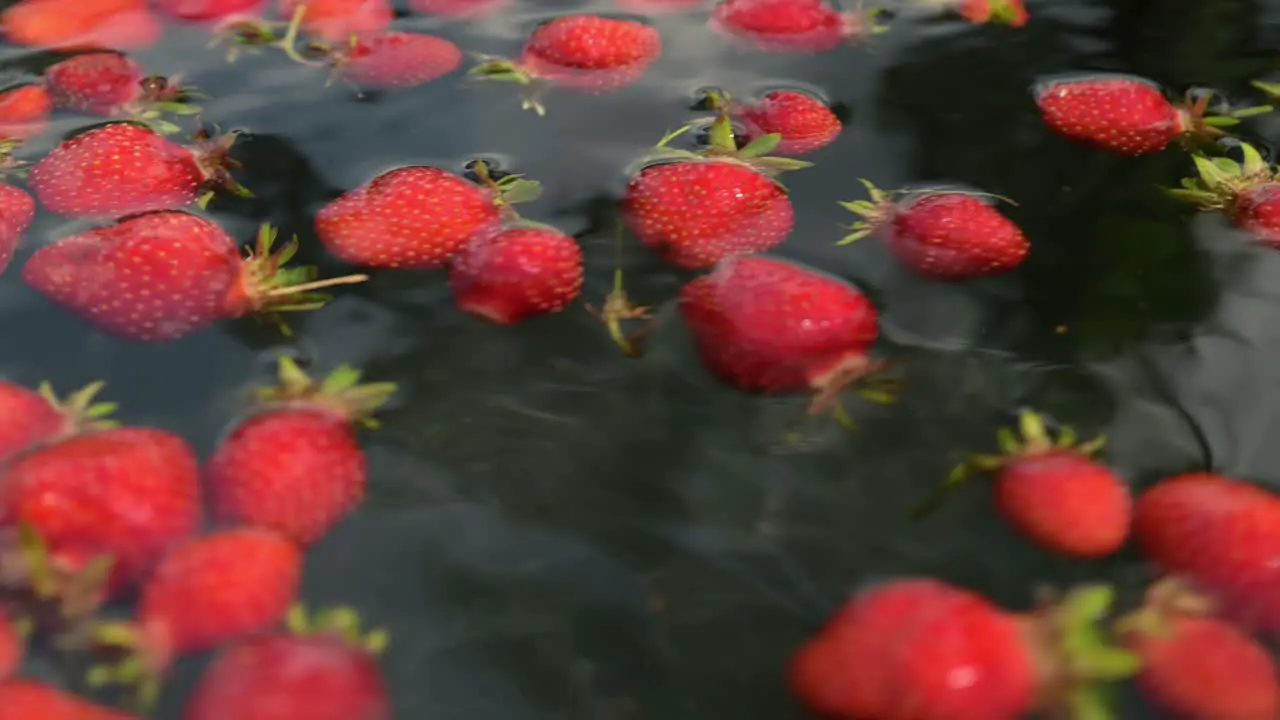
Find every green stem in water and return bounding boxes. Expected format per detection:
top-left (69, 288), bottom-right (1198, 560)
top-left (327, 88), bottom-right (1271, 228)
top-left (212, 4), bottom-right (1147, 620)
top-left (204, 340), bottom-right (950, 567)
top-left (276, 5), bottom-right (326, 66)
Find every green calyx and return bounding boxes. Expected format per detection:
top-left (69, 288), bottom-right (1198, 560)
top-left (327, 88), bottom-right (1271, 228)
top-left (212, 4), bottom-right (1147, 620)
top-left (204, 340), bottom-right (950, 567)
top-left (628, 112), bottom-right (813, 186)
top-left (468, 55), bottom-right (550, 116)
top-left (987, 0), bottom-right (1023, 25)
top-left (3, 522), bottom-right (113, 622)
top-left (837, 178), bottom-right (894, 245)
top-left (239, 223), bottom-right (369, 334)
top-left (38, 380), bottom-right (118, 434)
top-left (470, 160), bottom-right (543, 213)
top-left (1112, 576), bottom-right (1213, 640)
top-left (1176, 91), bottom-right (1273, 150)
top-left (1165, 144), bottom-right (1274, 212)
top-left (86, 620), bottom-right (163, 712)
top-left (285, 603), bottom-right (389, 654)
top-left (258, 356), bottom-right (397, 428)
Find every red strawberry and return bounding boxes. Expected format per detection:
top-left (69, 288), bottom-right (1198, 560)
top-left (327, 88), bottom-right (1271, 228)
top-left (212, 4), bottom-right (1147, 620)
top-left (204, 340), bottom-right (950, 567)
top-left (449, 223), bottom-right (584, 325)
top-left (43, 52), bottom-right (192, 125)
top-left (154, 0), bottom-right (264, 21)
top-left (0, 380), bottom-right (116, 465)
top-left (1033, 74), bottom-right (1262, 155)
top-left (28, 123), bottom-right (246, 219)
top-left (0, 427), bottom-right (201, 597)
top-left (408, 0), bottom-right (504, 17)
top-left (1133, 472), bottom-right (1280, 631)
top-left (184, 606), bottom-right (391, 720)
top-left (709, 0), bottom-right (885, 53)
top-left (0, 678), bottom-right (139, 719)
top-left (1, 0), bottom-right (163, 51)
top-left (329, 31), bottom-right (462, 90)
top-left (277, 0), bottom-right (392, 42)
top-left (923, 409), bottom-right (1131, 558)
top-left (734, 89), bottom-right (841, 156)
top-left (1165, 144), bottom-right (1280, 248)
top-left (315, 166), bottom-right (507, 269)
top-left (678, 255), bottom-right (879, 410)
top-left (91, 527), bottom-right (301, 696)
top-left (0, 84), bottom-right (52, 141)
top-left (22, 213), bottom-right (365, 341)
top-left (0, 182), bottom-right (34, 276)
top-left (470, 15), bottom-right (661, 114)
top-left (206, 357), bottom-right (395, 545)
top-left (955, 0), bottom-right (1029, 26)
top-left (840, 181), bottom-right (1029, 280)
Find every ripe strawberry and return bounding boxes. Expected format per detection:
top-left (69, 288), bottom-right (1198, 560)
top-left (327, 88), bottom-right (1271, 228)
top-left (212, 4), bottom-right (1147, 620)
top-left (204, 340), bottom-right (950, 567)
top-left (315, 166), bottom-right (508, 269)
top-left (277, 0), bottom-right (392, 42)
top-left (43, 52), bottom-right (192, 125)
top-left (0, 84), bottom-right (53, 141)
top-left (678, 255), bottom-right (879, 410)
top-left (0, 380), bottom-right (116, 465)
top-left (92, 528), bottom-right (301, 695)
top-left (470, 15), bottom-right (661, 114)
top-left (0, 678), bottom-right (139, 719)
top-left (954, 0), bottom-right (1029, 26)
top-left (1033, 74), bottom-right (1264, 155)
top-left (408, 0), bottom-right (504, 17)
top-left (154, 0), bottom-right (265, 21)
top-left (184, 606), bottom-right (391, 720)
top-left (1165, 143), bottom-right (1280, 248)
top-left (329, 31), bottom-right (462, 90)
top-left (733, 90), bottom-right (841, 156)
top-left (1134, 472), bottom-right (1280, 631)
top-left (1, 0), bottom-right (162, 50)
top-left (206, 357), bottom-right (395, 545)
top-left (839, 181), bottom-right (1029, 280)
top-left (0, 182), bottom-right (34, 276)
top-left (449, 223), bottom-right (584, 325)
top-left (709, 0), bottom-right (885, 53)
top-left (0, 427), bottom-right (201, 597)
top-left (923, 409), bottom-right (1131, 558)
top-left (28, 123), bottom-right (246, 219)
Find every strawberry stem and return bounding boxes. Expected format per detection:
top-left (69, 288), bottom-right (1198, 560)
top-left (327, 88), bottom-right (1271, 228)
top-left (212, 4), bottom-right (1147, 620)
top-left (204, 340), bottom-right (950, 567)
top-left (276, 5), bottom-right (325, 67)
top-left (260, 274), bottom-right (369, 296)
top-left (586, 223), bottom-right (652, 358)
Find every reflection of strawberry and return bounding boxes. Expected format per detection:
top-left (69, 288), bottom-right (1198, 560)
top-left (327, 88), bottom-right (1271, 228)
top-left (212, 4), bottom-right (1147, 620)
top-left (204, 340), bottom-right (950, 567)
top-left (0, 678), bottom-right (138, 719)
top-left (709, 0), bottom-right (885, 53)
top-left (0, 84), bottom-right (52, 141)
top-left (206, 357), bottom-right (395, 545)
top-left (184, 606), bottom-right (391, 720)
top-left (277, 0), bottom-right (392, 41)
top-left (0, 380), bottom-right (116, 465)
top-left (0, 182), bottom-right (34, 276)
top-left (450, 224), bottom-right (584, 325)
top-left (43, 52), bottom-right (192, 126)
top-left (1, 0), bottom-right (162, 50)
top-left (330, 32), bottom-right (462, 90)
top-left (733, 89), bottom-right (841, 156)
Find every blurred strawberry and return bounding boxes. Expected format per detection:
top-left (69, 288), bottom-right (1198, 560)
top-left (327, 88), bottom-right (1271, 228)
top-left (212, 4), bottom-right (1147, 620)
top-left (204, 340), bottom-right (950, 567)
top-left (1, 0), bottom-right (162, 50)
top-left (206, 357), bottom-right (394, 545)
top-left (407, 0), bottom-right (505, 17)
top-left (729, 89), bottom-right (841, 155)
top-left (154, 0), bottom-right (266, 21)
top-left (278, 0), bottom-right (392, 42)
top-left (709, 0), bottom-right (887, 53)
top-left (28, 123), bottom-right (247, 219)
top-left (0, 84), bottom-right (53, 141)
top-left (43, 53), bottom-right (196, 130)
top-left (1033, 74), bottom-right (1269, 155)
top-left (0, 427), bottom-right (201, 598)
top-left (329, 31), bottom-right (462, 90)
top-left (0, 182), bottom-right (34, 277)
top-left (0, 380), bottom-right (116, 465)
top-left (1165, 144), bottom-right (1280, 248)
top-left (23, 213), bottom-right (366, 341)
top-left (839, 180), bottom-right (1029, 280)
top-left (185, 606), bottom-right (390, 720)
top-left (470, 15), bottom-right (661, 115)
top-left (0, 678), bottom-right (139, 719)
top-left (0, 608), bottom-right (24, 681)
top-left (450, 223), bottom-right (585, 325)
top-left (615, 0), bottom-right (704, 13)
top-left (90, 528), bottom-right (301, 703)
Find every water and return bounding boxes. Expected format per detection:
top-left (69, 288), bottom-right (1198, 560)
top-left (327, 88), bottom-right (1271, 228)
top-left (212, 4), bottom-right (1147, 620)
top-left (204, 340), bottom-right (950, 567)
top-left (2, 0), bottom-right (1279, 717)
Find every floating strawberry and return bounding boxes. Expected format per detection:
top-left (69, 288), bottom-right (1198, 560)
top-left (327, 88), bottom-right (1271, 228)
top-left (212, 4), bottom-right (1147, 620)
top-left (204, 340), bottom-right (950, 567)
top-left (22, 213), bottom-right (367, 341)
top-left (327, 31), bottom-right (462, 90)
top-left (277, 0), bottom-right (392, 42)
top-left (43, 52), bottom-right (198, 132)
top-left (1033, 74), bottom-right (1271, 155)
top-left (726, 89), bottom-right (841, 156)
top-left (28, 123), bottom-right (249, 219)
top-left (316, 165), bottom-right (539, 269)
top-left (0, 181), bottom-right (34, 277)
top-left (0, 84), bottom-right (52, 141)
top-left (154, 0), bottom-right (265, 21)
top-left (206, 357), bottom-right (394, 545)
top-left (0, 0), bottom-right (162, 50)
top-left (1165, 143), bottom-right (1280, 247)
top-left (0, 427), bottom-right (201, 597)
top-left (470, 15), bottom-right (661, 115)
top-left (184, 605), bottom-right (391, 720)
top-left (709, 0), bottom-right (887, 53)
top-left (790, 579), bottom-right (1136, 720)
top-left (0, 380), bottom-right (116, 465)
top-left (1133, 472), bottom-right (1280, 631)
top-left (838, 180), bottom-right (1029, 280)
top-left (0, 678), bottom-right (139, 719)
top-left (90, 527), bottom-right (302, 705)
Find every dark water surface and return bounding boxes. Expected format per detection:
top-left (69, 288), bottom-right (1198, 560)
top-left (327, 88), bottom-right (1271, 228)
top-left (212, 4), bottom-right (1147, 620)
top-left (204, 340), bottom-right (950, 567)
top-left (4, 0), bottom-right (1280, 717)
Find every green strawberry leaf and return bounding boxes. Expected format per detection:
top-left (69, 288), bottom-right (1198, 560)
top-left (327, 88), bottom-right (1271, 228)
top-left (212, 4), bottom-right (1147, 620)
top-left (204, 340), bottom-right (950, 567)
top-left (738, 133), bottom-right (782, 158)
top-left (836, 223), bottom-right (872, 245)
top-left (1163, 187), bottom-right (1221, 205)
top-left (499, 178), bottom-right (542, 205)
top-left (1252, 80), bottom-right (1280, 98)
top-left (1193, 154), bottom-right (1237, 188)
top-left (1201, 116), bottom-right (1241, 128)
top-left (1240, 142), bottom-right (1270, 177)
top-left (750, 156), bottom-right (814, 173)
top-left (1228, 104), bottom-right (1273, 119)
top-left (1066, 686), bottom-right (1115, 720)
top-left (839, 200), bottom-right (878, 216)
top-left (1210, 156), bottom-right (1242, 174)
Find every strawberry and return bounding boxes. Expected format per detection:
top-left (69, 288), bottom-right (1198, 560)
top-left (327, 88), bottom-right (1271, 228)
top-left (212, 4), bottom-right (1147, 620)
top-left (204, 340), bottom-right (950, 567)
top-left (709, 0), bottom-right (887, 53)
top-left (615, 0), bottom-right (704, 13)
top-left (28, 123), bottom-right (247, 219)
top-left (0, 380), bottom-right (116, 465)
top-left (22, 213), bottom-right (365, 342)
top-left (91, 527), bottom-right (302, 700)
top-left (1165, 143), bottom-right (1280, 248)
top-left (450, 223), bottom-right (584, 325)
top-left (0, 608), bottom-right (24, 681)
top-left (206, 357), bottom-right (395, 545)
top-left (1, 0), bottom-right (162, 50)
top-left (0, 182), bottom-right (34, 276)
top-left (316, 165), bottom-right (521, 269)
top-left (1032, 74), bottom-right (1268, 156)
top-left (839, 180), bottom-right (1029, 280)
top-left (732, 89), bottom-right (841, 156)
top-left (0, 427), bottom-right (201, 597)
top-left (43, 52), bottom-right (194, 129)
top-left (919, 409), bottom-right (1131, 558)
top-left (328, 31), bottom-right (462, 90)
top-left (184, 606), bottom-right (391, 720)
top-left (277, 0), bottom-right (392, 42)
top-left (0, 84), bottom-right (53, 141)
top-left (408, 0), bottom-right (504, 17)
top-left (678, 255), bottom-right (880, 413)
top-left (954, 0), bottom-right (1029, 26)
top-left (470, 15), bottom-right (661, 115)
top-left (1133, 472), bottom-right (1280, 631)
top-left (154, 0), bottom-right (265, 21)
top-left (0, 679), bottom-right (139, 719)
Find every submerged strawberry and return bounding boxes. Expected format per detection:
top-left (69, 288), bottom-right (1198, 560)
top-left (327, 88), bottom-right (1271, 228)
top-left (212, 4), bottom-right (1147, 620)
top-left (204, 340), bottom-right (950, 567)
top-left (0, 84), bottom-right (52, 141)
top-left (0, 380), bottom-right (116, 465)
top-left (28, 123), bottom-right (247, 218)
top-left (470, 15), bottom-right (661, 115)
top-left (1165, 143), bottom-right (1280, 248)
top-left (450, 224), bottom-right (584, 325)
top-left (277, 0), bottom-right (392, 41)
top-left (43, 52), bottom-right (194, 129)
top-left (839, 180), bottom-right (1029, 280)
top-left (709, 0), bottom-right (887, 53)
top-left (731, 89), bottom-right (841, 156)
top-left (1033, 74), bottom-right (1270, 155)
top-left (0, 678), bottom-right (138, 719)
top-left (184, 606), bottom-right (391, 720)
top-left (0, 182), bottom-right (34, 276)
top-left (329, 31), bottom-right (462, 90)
top-left (1, 0), bottom-right (162, 50)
